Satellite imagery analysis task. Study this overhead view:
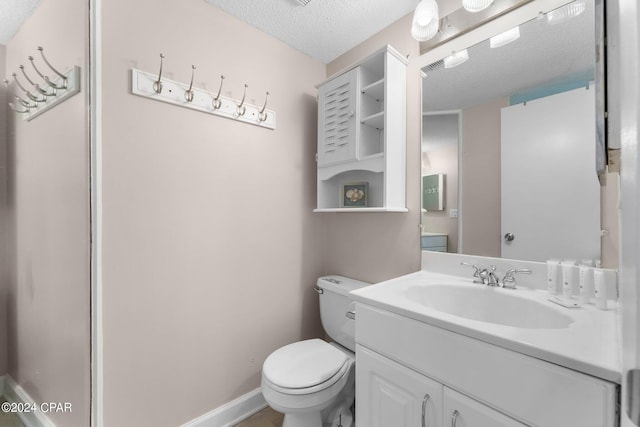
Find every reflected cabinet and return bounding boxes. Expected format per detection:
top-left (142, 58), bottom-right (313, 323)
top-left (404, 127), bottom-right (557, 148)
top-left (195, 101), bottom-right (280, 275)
top-left (314, 45), bottom-right (408, 212)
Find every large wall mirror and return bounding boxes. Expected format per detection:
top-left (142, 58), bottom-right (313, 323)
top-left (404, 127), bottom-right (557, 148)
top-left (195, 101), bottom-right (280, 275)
top-left (420, 0), bottom-right (606, 263)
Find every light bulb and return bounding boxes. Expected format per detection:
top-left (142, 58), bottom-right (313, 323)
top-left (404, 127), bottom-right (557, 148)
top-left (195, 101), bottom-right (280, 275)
top-left (462, 0), bottom-right (494, 13)
top-left (443, 49), bottom-right (469, 68)
top-left (547, 0), bottom-right (586, 25)
top-left (411, 0), bottom-right (440, 42)
top-left (490, 26), bottom-right (520, 48)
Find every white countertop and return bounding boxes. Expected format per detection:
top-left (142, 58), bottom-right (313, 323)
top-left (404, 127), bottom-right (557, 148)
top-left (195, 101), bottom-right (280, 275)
top-left (351, 270), bottom-right (622, 383)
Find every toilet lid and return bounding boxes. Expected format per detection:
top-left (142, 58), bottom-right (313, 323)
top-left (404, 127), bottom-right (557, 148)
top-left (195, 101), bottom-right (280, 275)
top-left (263, 339), bottom-right (348, 389)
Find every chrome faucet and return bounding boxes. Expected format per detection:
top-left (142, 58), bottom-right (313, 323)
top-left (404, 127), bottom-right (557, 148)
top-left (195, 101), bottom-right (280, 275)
top-left (460, 262), bottom-right (500, 286)
top-left (501, 267), bottom-right (532, 289)
top-left (461, 262), bottom-right (531, 288)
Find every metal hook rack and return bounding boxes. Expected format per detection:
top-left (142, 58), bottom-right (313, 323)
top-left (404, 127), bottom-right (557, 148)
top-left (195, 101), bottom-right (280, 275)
top-left (5, 46), bottom-right (81, 121)
top-left (130, 53), bottom-right (276, 130)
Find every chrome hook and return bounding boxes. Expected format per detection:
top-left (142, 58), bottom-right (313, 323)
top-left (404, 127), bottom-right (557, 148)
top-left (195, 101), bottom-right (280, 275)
top-left (29, 55), bottom-right (61, 91)
top-left (38, 47), bottom-right (67, 88)
top-left (8, 102), bottom-right (30, 114)
top-left (20, 65), bottom-right (53, 97)
top-left (185, 65), bottom-right (196, 103)
top-left (258, 91), bottom-right (270, 122)
top-left (12, 73), bottom-right (45, 103)
top-left (212, 75), bottom-right (225, 109)
top-left (153, 53), bottom-right (165, 94)
top-left (3, 79), bottom-right (33, 108)
top-left (236, 84), bottom-right (248, 116)
top-left (14, 95), bottom-right (35, 109)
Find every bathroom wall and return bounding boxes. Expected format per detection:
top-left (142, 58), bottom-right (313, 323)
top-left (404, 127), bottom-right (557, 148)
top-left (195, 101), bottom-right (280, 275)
top-left (459, 97), bottom-right (508, 257)
top-left (3, 0), bottom-right (91, 425)
top-left (100, 0), bottom-right (326, 425)
top-left (0, 43), bottom-right (7, 377)
top-left (324, 14), bottom-right (423, 283)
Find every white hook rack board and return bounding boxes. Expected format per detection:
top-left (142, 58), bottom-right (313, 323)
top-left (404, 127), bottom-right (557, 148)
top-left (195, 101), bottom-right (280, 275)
top-left (23, 66), bottom-right (81, 122)
top-left (130, 69), bottom-right (276, 130)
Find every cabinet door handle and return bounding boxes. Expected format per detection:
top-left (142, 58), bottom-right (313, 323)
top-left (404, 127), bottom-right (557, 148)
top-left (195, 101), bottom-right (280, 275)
top-left (421, 393), bottom-right (431, 427)
top-left (451, 410), bottom-right (459, 427)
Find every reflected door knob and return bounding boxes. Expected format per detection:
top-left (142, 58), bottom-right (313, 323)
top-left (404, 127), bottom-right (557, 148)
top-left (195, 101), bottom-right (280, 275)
top-left (504, 232), bottom-right (515, 242)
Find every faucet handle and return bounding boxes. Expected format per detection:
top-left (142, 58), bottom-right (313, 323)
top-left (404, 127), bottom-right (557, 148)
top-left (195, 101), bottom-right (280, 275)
top-left (460, 262), bottom-right (482, 277)
top-left (502, 267), bottom-right (532, 289)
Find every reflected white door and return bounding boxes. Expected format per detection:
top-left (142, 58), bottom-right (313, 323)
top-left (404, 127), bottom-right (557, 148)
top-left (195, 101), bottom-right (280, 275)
top-left (501, 87), bottom-right (600, 262)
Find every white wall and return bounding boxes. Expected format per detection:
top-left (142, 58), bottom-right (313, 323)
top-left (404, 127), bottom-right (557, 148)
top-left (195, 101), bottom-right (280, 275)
top-left (324, 14), bottom-right (422, 283)
top-left (0, 43), bottom-right (7, 378)
top-left (4, 0), bottom-right (91, 425)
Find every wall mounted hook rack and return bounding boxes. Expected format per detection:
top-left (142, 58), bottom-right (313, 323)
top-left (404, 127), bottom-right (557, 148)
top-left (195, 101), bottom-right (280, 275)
top-left (130, 56), bottom-right (275, 130)
top-left (6, 47), bottom-right (81, 121)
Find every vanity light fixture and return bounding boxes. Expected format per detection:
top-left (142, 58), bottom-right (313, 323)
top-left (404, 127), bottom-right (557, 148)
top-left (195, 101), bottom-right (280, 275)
top-left (443, 49), bottom-right (469, 68)
top-left (546, 0), bottom-right (585, 25)
top-left (489, 26), bottom-right (521, 48)
top-left (411, 0), bottom-right (440, 42)
top-left (462, 0), bottom-right (495, 13)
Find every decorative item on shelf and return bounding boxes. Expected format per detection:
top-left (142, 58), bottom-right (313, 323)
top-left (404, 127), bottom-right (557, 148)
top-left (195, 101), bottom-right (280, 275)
top-left (131, 53), bottom-right (276, 129)
top-left (341, 182), bottom-right (369, 208)
top-left (5, 46), bottom-right (81, 121)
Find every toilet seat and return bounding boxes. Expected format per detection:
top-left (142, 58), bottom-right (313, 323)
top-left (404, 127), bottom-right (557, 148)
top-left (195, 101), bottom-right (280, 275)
top-left (262, 339), bottom-right (351, 395)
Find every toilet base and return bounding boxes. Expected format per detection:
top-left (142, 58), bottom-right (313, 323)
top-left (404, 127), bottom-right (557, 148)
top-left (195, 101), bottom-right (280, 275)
top-left (282, 411), bottom-right (322, 427)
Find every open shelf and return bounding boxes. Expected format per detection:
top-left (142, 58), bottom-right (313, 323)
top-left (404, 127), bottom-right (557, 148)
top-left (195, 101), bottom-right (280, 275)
top-left (361, 111), bottom-right (385, 130)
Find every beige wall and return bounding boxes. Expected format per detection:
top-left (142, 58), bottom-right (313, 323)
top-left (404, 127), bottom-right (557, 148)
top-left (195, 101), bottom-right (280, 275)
top-left (460, 97), bottom-right (508, 257)
top-left (100, 0), bottom-right (326, 425)
top-left (0, 43), bottom-right (7, 376)
top-left (324, 14), bottom-right (422, 284)
top-left (4, 0), bottom-right (90, 425)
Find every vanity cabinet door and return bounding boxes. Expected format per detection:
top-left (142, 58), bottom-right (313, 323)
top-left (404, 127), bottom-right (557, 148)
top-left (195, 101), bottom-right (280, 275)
top-left (356, 345), bottom-right (443, 427)
top-left (444, 388), bottom-right (527, 427)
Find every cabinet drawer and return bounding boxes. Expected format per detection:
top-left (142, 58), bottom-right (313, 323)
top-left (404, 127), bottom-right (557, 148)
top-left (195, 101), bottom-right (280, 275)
top-left (356, 303), bottom-right (617, 427)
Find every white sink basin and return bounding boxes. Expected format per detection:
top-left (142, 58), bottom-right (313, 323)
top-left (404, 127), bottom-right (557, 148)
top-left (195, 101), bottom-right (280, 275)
top-left (405, 284), bottom-right (574, 329)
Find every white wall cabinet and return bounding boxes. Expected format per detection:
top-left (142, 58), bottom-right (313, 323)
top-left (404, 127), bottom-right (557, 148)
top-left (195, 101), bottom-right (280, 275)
top-left (314, 45), bottom-right (408, 212)
top-left (357, 345), bottom-right (526, 427)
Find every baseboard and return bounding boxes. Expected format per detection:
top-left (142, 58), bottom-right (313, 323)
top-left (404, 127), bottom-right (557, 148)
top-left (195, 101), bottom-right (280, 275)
top-left (180, 388), bottom-right (267, 427)
top-left (3, 376), bottom-right (56, 427)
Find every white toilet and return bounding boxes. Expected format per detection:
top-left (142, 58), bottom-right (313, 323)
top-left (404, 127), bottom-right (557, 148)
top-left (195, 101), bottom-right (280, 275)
top-left (261, 276), bottom-right (369, 427)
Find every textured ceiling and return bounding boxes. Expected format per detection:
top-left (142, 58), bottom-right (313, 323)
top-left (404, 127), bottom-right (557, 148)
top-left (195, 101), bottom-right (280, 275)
top-left (422, 0), bottom-right (595, 111)
top-left (203, 0), bottom-right (419, 63)
top-left (0, 0), bottom-right (41, 45)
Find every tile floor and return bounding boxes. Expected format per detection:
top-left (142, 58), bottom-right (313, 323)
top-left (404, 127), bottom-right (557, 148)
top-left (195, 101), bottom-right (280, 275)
top-left (234, 406), bottom-right (284, 427)
top-left (0, 397), bottom-right (26, 427)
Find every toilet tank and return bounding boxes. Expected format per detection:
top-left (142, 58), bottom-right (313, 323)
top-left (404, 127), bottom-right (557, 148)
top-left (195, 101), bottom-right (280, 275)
top-left (317, 276), bottom-right (370, 352)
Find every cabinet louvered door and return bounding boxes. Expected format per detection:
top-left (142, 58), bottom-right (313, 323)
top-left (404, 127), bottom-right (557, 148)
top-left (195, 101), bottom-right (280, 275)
top-left (317, 67), bottom-right (359, 167)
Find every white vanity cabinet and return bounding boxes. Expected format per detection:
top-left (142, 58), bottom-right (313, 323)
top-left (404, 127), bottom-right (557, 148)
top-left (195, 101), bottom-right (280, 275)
top-left (355, 303), bottom-right (618, 427)
top-left (357, 345), bottom-right (443, 427)
top-left (357, 345), bottom-right (526, 427)
top-left (314, 45), bottom-right (407, 212)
